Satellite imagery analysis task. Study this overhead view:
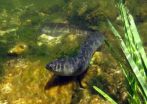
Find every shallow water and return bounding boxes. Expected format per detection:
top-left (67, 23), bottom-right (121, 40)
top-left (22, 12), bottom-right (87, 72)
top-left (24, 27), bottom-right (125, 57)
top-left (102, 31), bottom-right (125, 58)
top-left (0, 0), bottom-right (146, 104)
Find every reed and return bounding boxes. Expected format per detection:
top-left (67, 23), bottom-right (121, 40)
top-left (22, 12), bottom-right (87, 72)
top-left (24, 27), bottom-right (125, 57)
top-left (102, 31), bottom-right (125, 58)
top-left (94, 0), bottom-right (147, 103)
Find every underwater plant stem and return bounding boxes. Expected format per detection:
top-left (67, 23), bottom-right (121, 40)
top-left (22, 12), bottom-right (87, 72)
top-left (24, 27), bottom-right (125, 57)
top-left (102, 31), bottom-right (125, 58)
top-left (93, 86), bottom-right (117, 104)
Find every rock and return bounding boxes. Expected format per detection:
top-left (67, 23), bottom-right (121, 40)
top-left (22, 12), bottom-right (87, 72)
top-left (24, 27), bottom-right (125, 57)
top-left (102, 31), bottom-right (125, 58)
top-left (73, 89), bottom-right (110, 104)
top-left (37, 34), bottom-right (62, 47)
top-left (45, 80), bottom-right (76, 104)
top-left (0, 59), bottom-right (77, 104)
top-left (8, 43), bottom-right (28, 56)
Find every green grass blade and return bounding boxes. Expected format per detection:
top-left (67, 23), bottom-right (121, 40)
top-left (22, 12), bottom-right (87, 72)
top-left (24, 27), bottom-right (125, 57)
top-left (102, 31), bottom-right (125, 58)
top-left (108, 2), bottom-right (147, 98)
top-left (119, 5), bottom-right (147, 97)
top-left (107, 20), bottom-right (121, 38)
top-left (128, 14), bottom-right (147, 71)
top-left (109, 20), bottom-right (147, 98)
top-left (120, 4), bottom-right (146, 77)
top-left (107, 1), bottom-right (147, 103)
top-left (93, 86), bottom-right (118, 104)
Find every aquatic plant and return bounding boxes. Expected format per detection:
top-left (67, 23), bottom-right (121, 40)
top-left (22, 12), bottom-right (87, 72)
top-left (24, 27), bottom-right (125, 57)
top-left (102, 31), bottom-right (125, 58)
top-left (94, 0), bottom-right (147, 104)
top-left (93, 86), bottom-right (117, 104)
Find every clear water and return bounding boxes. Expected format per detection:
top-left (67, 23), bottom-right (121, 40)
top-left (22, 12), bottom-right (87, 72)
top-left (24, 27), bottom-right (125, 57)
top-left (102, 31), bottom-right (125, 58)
top-left (0, 0), bottom-right (146, 104)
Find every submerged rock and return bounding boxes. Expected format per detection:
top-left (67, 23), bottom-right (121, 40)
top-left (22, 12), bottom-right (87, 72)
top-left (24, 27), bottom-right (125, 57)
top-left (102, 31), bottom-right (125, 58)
top-left (0, 59), bottom-right (76, 104)
top-left (37, 34), bottom-right (63, 47)
top-left (8, 43), bottom-right (28, 56)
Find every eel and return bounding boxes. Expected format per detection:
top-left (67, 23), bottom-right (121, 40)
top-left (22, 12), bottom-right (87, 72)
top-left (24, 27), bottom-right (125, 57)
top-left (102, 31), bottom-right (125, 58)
top-left (45, 29), bottom-right (104, 76)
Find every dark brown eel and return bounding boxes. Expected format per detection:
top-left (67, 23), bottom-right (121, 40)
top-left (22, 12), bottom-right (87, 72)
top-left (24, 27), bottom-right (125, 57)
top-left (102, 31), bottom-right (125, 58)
top-left (43, 24), bottom-right (105, 76)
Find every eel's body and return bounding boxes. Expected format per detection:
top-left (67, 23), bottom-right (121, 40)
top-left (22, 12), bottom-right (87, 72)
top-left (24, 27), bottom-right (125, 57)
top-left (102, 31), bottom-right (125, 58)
top-left (46, 29), bottom-right (104, 76)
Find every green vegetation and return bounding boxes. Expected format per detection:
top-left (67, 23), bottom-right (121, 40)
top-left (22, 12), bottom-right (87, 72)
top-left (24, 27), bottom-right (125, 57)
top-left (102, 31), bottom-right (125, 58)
top-left (94, 0), bottom-right (147, 104)
top-left (93, 86), bottom-right (117, 104)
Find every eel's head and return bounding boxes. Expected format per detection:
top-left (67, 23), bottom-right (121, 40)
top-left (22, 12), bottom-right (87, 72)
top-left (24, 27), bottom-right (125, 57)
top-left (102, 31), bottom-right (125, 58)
top-left (46, 59), bottom-right (60, 74)
top-left (46, 58), bottom-right (82, 76)
top-left (46, 62), bottom-right (55, 72)
top-left (46, 58), bottom-right (73, 76)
